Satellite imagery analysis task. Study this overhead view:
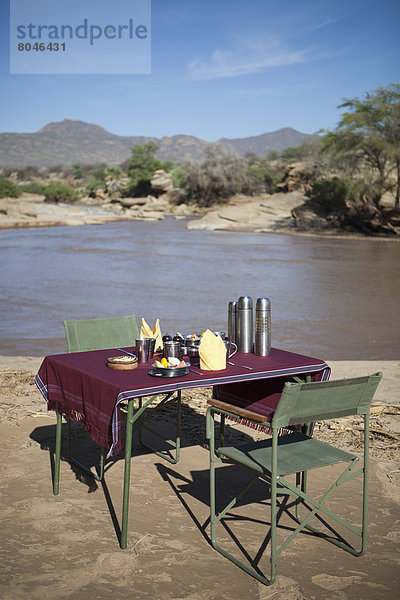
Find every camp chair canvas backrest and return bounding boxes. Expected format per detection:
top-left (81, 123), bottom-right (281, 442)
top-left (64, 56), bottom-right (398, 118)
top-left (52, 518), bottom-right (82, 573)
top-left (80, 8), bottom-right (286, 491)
top-left (272, 372), bottom-right (382, 430)
top-left (63, 315), bottom-right (140, 353)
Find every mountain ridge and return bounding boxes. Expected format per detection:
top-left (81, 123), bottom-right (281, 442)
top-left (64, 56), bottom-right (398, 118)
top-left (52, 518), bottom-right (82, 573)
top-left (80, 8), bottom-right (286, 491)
top-left (0, 119), bottom-right (319, 168)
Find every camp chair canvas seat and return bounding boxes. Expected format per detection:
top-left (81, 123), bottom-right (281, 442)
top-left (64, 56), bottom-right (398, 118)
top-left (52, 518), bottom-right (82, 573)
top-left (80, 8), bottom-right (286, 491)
top-left (206, 372), bottom-right (382, 586)
top-left (53, 315), bottom-right (182, 499)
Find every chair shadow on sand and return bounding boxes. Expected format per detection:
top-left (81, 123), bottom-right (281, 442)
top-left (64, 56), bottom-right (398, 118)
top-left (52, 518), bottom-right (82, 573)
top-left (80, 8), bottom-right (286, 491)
top-left (155, 457), bottom-right (360, 585)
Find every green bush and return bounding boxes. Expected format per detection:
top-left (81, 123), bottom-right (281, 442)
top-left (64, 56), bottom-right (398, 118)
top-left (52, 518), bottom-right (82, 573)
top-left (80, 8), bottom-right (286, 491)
top-left (0, 177), bottom-right (19, 198)
top-left (280, 142), bottom-right (320, 164)
top-left (243, 162), bottom-right (283, 195)
top-left (16, 169), bottom-right (27, 180)
top-left (126, 142), bottom-right (172, 196)
top-left (44, 180), bottom-right (77, 203)
top-left (88, 166), bottom-right (106, 181)
top-left (85, 176), bottom-right (105, 194)
top-left (104, 166), bottom-right (122, 178)
top-left (19, 182), bottom-right (46, 195)
top-left (307, 177), bottom-right (357, 212)
top-left (72, 163), bottom-right (84, 179)
top-left (280, 146), bottom-right (303, 162)
top-left (170, 164), bottom-right (190, 188)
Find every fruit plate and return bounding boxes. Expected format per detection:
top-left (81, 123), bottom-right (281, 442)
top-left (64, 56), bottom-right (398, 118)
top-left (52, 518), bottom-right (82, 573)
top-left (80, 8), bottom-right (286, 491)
top-left (152, 361), bottom-right (190, 368)
top-left (148, 367), bottom-right (189, 378)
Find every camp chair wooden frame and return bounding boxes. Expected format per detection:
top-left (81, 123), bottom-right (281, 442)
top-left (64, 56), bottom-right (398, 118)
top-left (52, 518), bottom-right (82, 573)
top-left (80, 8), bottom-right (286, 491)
top-left (206, 372), bottom-right (382, 586)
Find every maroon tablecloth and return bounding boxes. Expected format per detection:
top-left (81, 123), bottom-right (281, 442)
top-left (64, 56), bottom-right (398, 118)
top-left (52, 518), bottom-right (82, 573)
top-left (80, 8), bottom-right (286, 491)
top-left (35, 347), bottom-right (330, 456)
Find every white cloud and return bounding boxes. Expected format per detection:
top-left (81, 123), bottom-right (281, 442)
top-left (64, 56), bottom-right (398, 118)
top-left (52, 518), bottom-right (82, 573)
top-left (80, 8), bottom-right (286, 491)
top-left (189, 48), bottom-right (308, 80)
top-left (188, 37), bottom-right (349, 81)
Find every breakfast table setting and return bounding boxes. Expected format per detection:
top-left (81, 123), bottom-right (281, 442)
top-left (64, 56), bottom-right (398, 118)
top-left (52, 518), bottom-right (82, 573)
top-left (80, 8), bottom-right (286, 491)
top-left (35, 297), bottom-right (331, 549)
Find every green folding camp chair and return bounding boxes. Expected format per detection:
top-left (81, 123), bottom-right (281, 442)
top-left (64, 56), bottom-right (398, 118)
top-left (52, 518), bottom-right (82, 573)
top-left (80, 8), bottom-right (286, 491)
top-left (65, 315), bottom-right (183, 467)
top-left (206, 372), bottom-right (382, 586)
top-left (52, 315), bottom-right (140, 493)
top-left (53, 315), bottom-right (182, 497)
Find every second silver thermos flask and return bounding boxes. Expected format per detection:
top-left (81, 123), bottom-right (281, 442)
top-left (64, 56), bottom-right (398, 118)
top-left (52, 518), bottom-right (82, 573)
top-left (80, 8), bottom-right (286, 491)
top-left (228, 300), bottom-right (238, 344)
top-left (254, 297), bottom-right (271, 356)
top-left (237, 296), bottom-right (253, 353)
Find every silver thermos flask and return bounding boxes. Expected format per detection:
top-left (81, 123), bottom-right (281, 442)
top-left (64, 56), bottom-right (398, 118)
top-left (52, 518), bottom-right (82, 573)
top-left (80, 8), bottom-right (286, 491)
top-left (237, 296), bottom-right (253, 353)
top-left (228, 300), bottom-right (238, 344)
top-left (254, 297), bottom-right (271, 356)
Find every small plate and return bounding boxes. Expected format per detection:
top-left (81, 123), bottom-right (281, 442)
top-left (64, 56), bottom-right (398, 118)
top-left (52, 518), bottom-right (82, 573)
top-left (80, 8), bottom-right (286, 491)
top-left (148, 368), bottom-right (189, 378)
top-left (152, 361), bottom-right (189, 369)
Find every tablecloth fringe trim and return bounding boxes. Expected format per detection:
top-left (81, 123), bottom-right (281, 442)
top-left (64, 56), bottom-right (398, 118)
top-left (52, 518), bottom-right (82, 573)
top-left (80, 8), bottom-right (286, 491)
top-left (47, 400), bottom-right (111, 449)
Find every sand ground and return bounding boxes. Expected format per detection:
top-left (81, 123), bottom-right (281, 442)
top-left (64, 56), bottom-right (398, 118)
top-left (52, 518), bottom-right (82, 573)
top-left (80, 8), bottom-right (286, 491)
top-left (0, 356), bottom-right (399, 599)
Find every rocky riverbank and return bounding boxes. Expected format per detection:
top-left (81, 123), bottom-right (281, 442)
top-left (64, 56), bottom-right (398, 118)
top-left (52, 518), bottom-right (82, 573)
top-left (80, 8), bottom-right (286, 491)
top-left (187, 191), bottom-right (307, 233)
top-left (1, 191), bottom-right (399, 240)
top-left (0, 190), bottom-right (302, 233)
top-left (0, 192), bottom-right (197, 230)
top-left (2, 164), bottom-right (399, 237)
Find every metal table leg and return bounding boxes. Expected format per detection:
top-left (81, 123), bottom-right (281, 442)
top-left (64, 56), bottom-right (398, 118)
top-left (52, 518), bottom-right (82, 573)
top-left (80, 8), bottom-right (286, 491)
top-left (54, 412), bottom-right (63, 495)
top-left (121, 398), bottom-right (134, 549)
top-left (120, 394), bottom-right (163, 549)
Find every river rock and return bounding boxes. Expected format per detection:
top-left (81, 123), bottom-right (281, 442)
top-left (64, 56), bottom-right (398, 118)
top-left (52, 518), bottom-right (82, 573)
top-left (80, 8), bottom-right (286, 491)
top-left (134, 210), bottom-right (165, 221)
top-left (94, 189), bottom-right (108, 200)
top-left (291, 205), bottom-right (330, 229)
top-left (119, 197), bottom-right (148, 208)
top-left (151, 169), bottom-right (173, 194)
top-left (0, 196), bottom-right (128, 229)
top-left (144, 195), bottom-right (171, 211)
top-left (173, 203), bottom-right (192, 217)
top-left (279, 162), bottom-right (317, 194)
top-left (187, 192), bottom-right (305, 232)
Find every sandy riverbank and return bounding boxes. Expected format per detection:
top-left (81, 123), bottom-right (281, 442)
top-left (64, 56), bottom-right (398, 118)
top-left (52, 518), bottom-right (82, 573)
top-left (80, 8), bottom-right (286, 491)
top-left (0, 356), bottom-right (399, 599)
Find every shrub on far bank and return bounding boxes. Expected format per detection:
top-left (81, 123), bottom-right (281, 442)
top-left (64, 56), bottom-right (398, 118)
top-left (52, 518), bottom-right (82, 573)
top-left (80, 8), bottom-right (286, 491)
top-left (181, 144), bottom-right (246, 207)
top-left (125, 142), bottom-right (172, 197)
top-left (85, 175), bottom-right (105, 195)
top-left (307, 177), bottom-right (357, 212)
top-left (243, 158), bottom-right (283, 195)
top-left (19, 182), bottom-right (46, 195)
top-left (44, 180), bottom-right (77, 203)
top-left (0, 176), bottom-right (19, 198)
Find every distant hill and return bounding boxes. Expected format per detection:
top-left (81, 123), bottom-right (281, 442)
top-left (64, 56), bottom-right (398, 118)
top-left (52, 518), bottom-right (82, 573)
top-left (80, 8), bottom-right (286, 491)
top-left (0, 119), bottom-right (318, 168)
top-left (219, 128), bottom-right (319, 157)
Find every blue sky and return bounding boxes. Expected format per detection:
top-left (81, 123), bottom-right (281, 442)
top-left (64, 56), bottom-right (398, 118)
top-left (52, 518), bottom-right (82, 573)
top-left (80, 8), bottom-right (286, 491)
top-left (1, 0), bottom-right (399, 141)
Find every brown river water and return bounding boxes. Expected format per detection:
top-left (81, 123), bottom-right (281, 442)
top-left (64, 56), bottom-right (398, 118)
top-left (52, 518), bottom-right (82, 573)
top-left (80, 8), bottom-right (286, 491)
top-left (1, 218), bottom-right (399, 360)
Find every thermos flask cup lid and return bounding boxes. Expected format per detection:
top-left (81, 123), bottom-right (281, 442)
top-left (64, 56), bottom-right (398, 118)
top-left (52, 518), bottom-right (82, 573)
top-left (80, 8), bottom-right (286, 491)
top-left (256, 297), bottom-right (271, 310)
top-left (238, 296), bottom-right (253, 309)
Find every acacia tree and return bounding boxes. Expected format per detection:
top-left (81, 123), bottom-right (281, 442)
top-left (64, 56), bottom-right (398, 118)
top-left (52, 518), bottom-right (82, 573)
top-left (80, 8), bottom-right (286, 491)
top-left (126, 142), bottom-right (171, 196)
top-left (322, 84), bottom-right (400, 209)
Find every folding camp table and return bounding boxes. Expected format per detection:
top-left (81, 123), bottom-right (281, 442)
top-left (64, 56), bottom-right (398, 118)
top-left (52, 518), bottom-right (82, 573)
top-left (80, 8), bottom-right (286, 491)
top-left (36, 346), bottom-right (330, 549)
